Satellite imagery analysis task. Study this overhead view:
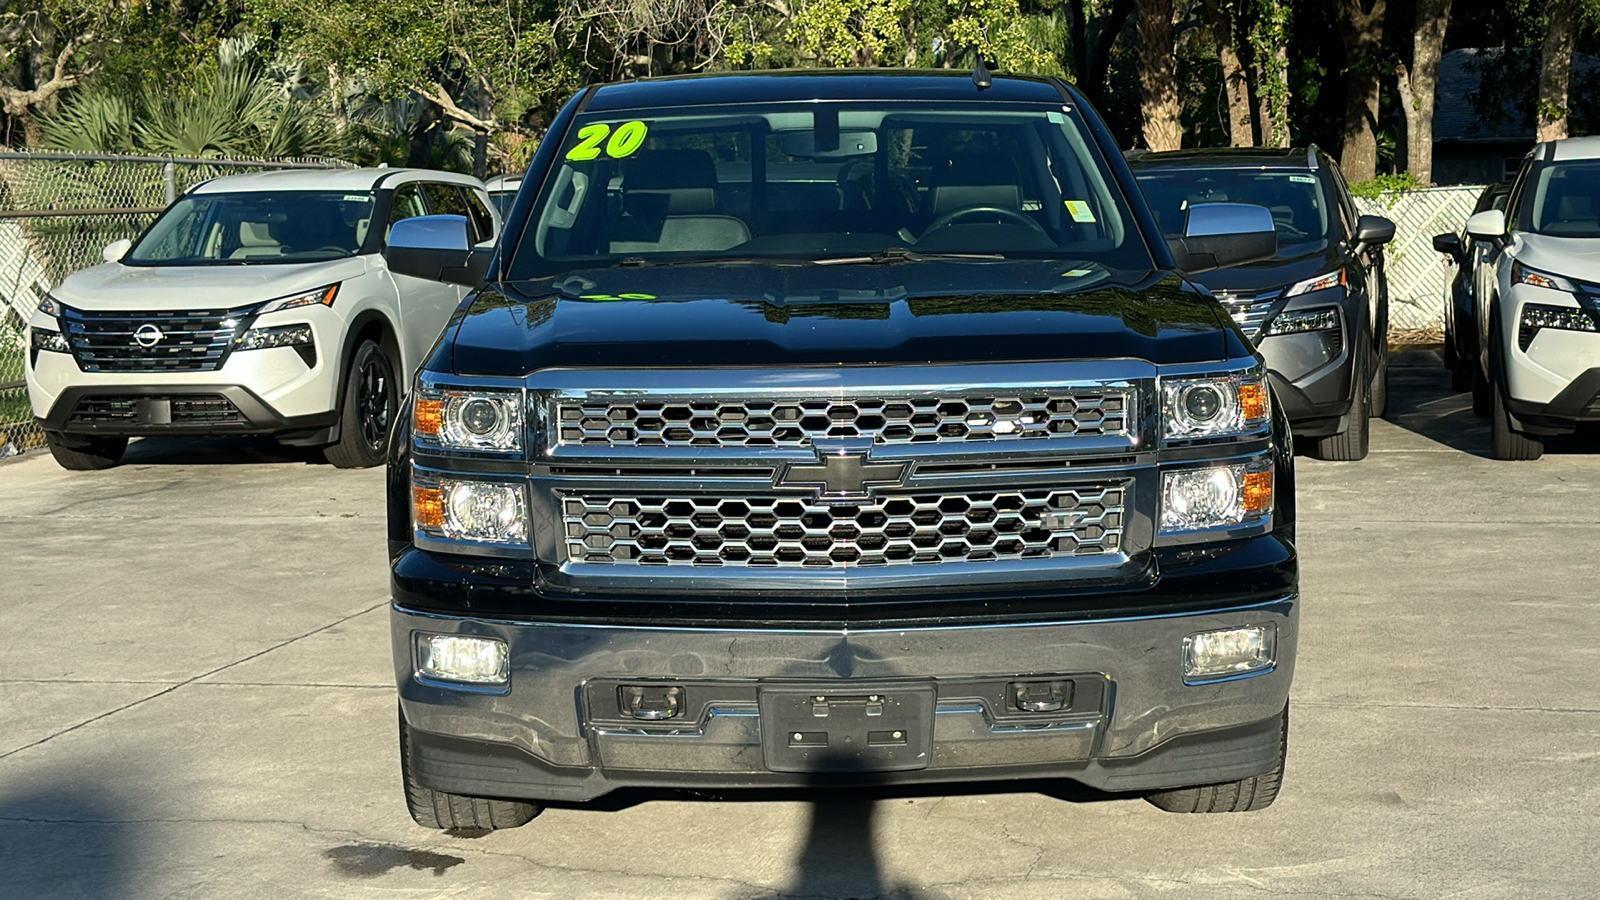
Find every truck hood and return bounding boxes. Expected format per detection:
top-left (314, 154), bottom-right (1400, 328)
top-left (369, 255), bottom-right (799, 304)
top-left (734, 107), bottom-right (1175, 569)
top-left (51, 257), bottom-right (374, 311)
top-left (442, 262), bottom-right (1237, 376)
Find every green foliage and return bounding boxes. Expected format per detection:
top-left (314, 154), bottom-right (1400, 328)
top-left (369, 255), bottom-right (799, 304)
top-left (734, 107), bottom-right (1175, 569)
top-left (1348, 172), bottom-right (1418, 201)
top-left (38, 47), bottom-right (342, 159)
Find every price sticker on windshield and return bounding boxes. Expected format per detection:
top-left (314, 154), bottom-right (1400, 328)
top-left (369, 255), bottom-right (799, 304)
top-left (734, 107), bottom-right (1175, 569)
top-left (1064, 200), bottom-right (1097, 223)
top-left (566, 121), bottom-right (651, 161)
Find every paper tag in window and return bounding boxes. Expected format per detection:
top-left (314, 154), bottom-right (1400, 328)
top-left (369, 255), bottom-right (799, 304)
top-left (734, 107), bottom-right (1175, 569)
top-left (342, 194), bottom-right (369, 202)
top-left (1289, 175), bottom-right (1316, 184)
top-left (1065, 200), bottom-right (1096, 223)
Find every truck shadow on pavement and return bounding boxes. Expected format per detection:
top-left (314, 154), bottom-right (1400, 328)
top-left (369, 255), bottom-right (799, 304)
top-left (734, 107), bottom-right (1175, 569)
top-left (0, 776), bottom-right (139, 898)
top-left (543, 772), bottom-right (1128, 900)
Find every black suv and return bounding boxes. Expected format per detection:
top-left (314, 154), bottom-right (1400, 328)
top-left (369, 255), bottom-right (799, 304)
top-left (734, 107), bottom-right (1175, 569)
top-left (382, 70), bottom-right (1299, 830)
top-left (1128, 148), bottom-right (1395, 460)
top-left (1432, 182), bottom-right (1511, 393)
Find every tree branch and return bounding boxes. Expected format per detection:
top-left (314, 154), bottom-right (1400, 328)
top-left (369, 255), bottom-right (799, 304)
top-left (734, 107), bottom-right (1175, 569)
top-left (412, 81), bottom-right (536, 136)
top-left (0, 31), bottom-right (99, 116)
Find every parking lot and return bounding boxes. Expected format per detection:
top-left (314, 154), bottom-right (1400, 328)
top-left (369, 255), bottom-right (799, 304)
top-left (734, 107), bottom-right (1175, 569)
top-left (2, 351), bottom-right (1598, 900)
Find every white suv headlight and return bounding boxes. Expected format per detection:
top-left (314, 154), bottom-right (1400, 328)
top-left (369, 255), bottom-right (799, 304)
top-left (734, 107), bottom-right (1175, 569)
top-left (1512, 261), bottom-right (1577, 292)
top-left (414, 388), bottom-right (525, 453)
top-left (258, 283), bottom-right (340, 313)
top-left (1161, 370), bottom-right (1270, 441)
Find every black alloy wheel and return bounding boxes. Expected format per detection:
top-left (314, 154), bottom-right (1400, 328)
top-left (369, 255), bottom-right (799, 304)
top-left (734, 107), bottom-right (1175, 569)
top-left (324, 340), bottom-right (398, 468)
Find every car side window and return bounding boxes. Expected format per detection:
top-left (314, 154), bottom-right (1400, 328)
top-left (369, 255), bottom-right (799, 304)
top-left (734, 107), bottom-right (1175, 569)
top-left (1505, 158), bottom-right (1533, 233)
top-left (423, 182), bottom-right (468, 218)
top-left (387, 184), bottom-right (428, 239)
top-left (462, 190), bottom-right (496, 245)
top-left (1322, 161), bottom-right (1355, 241)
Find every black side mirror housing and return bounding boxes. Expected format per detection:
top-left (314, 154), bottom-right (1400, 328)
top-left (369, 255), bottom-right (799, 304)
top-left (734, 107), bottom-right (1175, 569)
top-left (384, 214), bottom-right (493, 287)
top-left (1432, 232), bottom-right (1464, 262)
top-left (1355, 214), bottom-right (1396, 251)
top-left (1168, 202), bottom-right (1278, 274)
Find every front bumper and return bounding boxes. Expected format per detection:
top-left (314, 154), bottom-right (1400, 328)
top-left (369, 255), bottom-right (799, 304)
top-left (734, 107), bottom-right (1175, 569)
top-left (394, 595), bottom-right (1297, 803)
top-left (1259, 330), bottom-right (1356, 437)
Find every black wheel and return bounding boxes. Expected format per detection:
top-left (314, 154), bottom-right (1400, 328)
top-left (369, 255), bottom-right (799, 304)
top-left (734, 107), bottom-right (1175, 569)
top-left (1450, 357), bottom-right (1474, 393)
top-left (1471, 365), bottom-right (1492, 417)
top-left (1310, 352), bottom-right (1369, 461)
top-left (1491, 387), bottom-right (1543, 461)
top-left (1146, 704), bottom-right (1288, 814)
top-left (324, 340), bottom-right (397, 469)
top-left (44, 432), bottom-right (128, 470)
top-left (399, 707), bottom-right (541, 830)
top-left (1370, 345), bottom-right (1389, 418)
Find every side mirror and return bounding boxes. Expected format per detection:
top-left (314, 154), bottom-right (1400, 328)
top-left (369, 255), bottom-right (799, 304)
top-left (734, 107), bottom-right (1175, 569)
top-left (1465, 209), bottom-right (1507, 243)
top-left (383, 214), bottom-right (491, 287)
top-left (1431, 232), bottom-right (1464, 261)
top-left (1167, 202), bottom-right (1277, 274)
top-left (1355, 214), bottom-right (1395, 248)
top-left (102, 238), bottom-right (132, 263)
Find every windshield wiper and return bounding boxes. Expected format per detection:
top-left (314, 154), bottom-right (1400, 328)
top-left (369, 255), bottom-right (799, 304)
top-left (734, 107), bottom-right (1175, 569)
top-left (813, 248), bottom-right (1005, 265)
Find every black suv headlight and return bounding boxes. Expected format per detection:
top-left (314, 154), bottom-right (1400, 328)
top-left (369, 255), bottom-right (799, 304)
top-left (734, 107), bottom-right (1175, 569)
top-left (414, 385), bottom-right (525, 454)
top-left (1160, 455), bottom-right (1274, 534)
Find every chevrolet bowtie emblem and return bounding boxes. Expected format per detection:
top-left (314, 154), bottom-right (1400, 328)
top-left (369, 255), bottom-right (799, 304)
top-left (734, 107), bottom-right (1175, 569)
top-left (778, 448), bottom-right (908, 499)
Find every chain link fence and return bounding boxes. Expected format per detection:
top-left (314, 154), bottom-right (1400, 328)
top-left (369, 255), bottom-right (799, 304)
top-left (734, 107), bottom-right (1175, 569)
top-left (0, 150), bottom-right (350, 457)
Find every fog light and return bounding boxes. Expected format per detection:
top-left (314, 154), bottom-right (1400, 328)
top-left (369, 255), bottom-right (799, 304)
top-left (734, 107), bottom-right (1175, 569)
top-left (417, 634), bottom-right (509, 686)
top-left (1183, 625), bottom-right (1275, 682)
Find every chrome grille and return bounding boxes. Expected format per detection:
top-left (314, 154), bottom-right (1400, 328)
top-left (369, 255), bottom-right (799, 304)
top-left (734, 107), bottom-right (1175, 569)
top-left (61, 305), bottom-right (252, 372)
top-left (556, 391), bottom-right (1132, 448)
top-left (562, 485), bottom-right (1126, 568)
top-left (1217, 290), bottom-right (1281, 341)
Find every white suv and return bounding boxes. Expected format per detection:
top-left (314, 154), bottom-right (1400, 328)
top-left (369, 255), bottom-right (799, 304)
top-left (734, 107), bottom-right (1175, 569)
top-left (25, 167), bottom-right (497, 469)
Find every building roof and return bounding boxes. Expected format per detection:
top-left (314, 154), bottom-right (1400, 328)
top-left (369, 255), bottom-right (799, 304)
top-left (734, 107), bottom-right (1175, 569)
top-left (1434, 48), bottom-right (1600, 144)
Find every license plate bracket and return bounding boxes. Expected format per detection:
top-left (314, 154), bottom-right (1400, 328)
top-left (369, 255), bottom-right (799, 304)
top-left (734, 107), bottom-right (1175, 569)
top-left (758, 684), bottom-right (935, 773)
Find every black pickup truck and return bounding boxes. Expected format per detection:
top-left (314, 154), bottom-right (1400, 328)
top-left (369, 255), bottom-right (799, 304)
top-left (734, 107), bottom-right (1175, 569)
top-left (382, 69), bottom-right (1299, 830)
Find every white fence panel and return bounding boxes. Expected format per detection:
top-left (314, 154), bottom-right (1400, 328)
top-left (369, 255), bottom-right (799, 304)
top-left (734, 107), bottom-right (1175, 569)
top-left (1356, 185), bottom-right (1484, 333)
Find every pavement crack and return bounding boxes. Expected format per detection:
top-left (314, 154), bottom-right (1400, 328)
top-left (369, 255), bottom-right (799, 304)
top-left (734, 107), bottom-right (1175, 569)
top-left (0, 598), bottom-right (389, 761)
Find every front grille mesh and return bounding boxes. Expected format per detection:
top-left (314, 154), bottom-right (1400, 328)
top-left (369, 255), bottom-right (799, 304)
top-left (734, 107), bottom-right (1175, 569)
top-left (62, 306), bottom-right (250, 372)
top-left (1218, 291), bottom-right (1281, 341)
top-left (68, 394), bottom-right (244, 426)
top-left (556, 391), bottom-right (1131, 448)
top-left (562, 485), bottom-right (1125, 568)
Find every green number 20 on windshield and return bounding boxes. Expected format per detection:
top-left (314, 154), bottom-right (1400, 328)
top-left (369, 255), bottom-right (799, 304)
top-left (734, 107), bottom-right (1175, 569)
top-left (565, 121), bottom-right (649, 161)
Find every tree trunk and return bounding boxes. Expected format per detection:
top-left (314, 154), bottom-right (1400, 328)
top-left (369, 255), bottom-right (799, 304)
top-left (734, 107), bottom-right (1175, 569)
top-left (1539, 0), bottom-right (1581, 142)
top-left (1399, 0), bottom-right (1452, 184)
top-left (1337, 0), bottom-right (1387, 182)
top-left (1137, 0), bottom-right (1182, 150)
top-left (1081, 0), bottom-right (1137, 103)
top-left (1254, 44), bottom-right (1290, 148)
top-left (1204, 0), bottom-right (1253, 147)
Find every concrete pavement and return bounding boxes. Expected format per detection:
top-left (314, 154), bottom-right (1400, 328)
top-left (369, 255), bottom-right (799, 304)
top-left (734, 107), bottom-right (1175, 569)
top-left (3, 354), bottom-right (1598, 899)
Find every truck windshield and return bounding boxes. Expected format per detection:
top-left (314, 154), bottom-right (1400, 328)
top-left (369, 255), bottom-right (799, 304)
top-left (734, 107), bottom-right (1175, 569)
top-left (510, 102), bottom-right (1155, 279)
top-left (126, 191), bottom-right (375, 266)
top-left (1134, 167), bottom-right (1332, 260)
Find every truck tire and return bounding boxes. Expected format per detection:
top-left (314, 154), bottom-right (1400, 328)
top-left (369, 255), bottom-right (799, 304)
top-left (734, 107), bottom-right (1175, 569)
top-left (44, 432), bottom-right (128, 470)
top-left (324, 340), bottom-right (397, 469)
top-left (1491, 388), bottom-right (1543, 461)
top-left (399, 707), bottom-right (542, 830)
top-left (1310, 352), bottom-right (1369, 461)
top-left (1146, 704), bottom-right (1288, 814)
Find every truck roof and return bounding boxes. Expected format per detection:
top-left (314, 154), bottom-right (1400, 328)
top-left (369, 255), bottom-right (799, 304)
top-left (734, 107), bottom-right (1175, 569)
top-left (583, 69), bottom-right (1071, 113)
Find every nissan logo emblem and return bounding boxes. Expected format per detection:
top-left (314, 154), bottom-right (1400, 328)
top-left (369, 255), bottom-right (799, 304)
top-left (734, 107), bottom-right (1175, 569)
top-left (133, 323), bottom-right (165, 348)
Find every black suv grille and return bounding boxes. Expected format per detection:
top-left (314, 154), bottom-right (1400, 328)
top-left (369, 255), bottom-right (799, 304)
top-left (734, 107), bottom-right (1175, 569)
top-left (68, 394), bottom-right (244, 426)
top-left (61, 306), bottom-right (253, 372)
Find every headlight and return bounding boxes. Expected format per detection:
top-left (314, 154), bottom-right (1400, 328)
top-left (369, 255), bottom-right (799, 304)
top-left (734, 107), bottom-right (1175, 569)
top-left (1161, 370), bottom-right (1270, 441)
top-left (257, 283), bottom-right (339, 314)
top-left (414, 388), bottom-right (524, 453)
top-left (1264, 306), bottom-right (1341, 336)
top-left (1512, 262), bottom-right (1577, 292)
top-left (37, 293), bottom-right (63, 317)
top-left (412, 474), bottom-right (528, 545)
top-left (30, 327), bottom-right (70, 353)
top-left (1161, 457), bottom-right (1274, 533)
top-left (237, 323), bottom-right (313, 350)
top-left (1519, 302), bottom-right (1597, 350)
top-left (1284, 269), bottom-right (1346, 297)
